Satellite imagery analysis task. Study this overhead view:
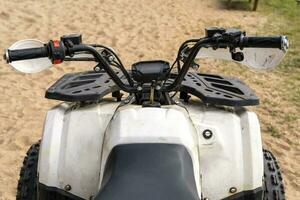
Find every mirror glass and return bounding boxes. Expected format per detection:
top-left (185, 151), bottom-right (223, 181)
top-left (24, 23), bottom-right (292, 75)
top-left (197, 47), bottom-right (287, 70)
top-left (8, 39), bottom-right (52, 73)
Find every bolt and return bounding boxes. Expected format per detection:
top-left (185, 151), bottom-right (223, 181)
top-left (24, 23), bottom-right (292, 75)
top-left (137, 86), bottom-right (142, 91)
top-left (155, 85), bottom-right (161, 90)
top-left (94, 66), bottom-right (101, 72)
top-left (202, 129), bottom-right (213, 139)
top-left (108, 55), bottom-right (114, 62)
top-left (64, 184), bottom-right (72, 191)
top-left (229, 187), bottom-right (237, 193)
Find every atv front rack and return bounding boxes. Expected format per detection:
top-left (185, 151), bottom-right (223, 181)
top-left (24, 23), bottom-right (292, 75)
top-left (45, 71), bottom-right (259, 106)
top-left (178, 72), bottom-right (259, 106)
top-left (45, 70), bottom-right (123, 102)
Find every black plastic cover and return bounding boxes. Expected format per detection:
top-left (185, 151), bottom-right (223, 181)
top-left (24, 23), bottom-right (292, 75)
top-left (61, 34), bottom-right (82, 45)
top-left (205, 27), bottom-right (226, 37)
top-left (131, 60), bottom-right (170, 83)
top-left (223, 187), bottom-right (262, 200)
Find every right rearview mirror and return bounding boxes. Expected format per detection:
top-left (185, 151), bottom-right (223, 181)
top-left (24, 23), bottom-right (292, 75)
top-left (7, 39), bottom-right (52, 73)
top-left (197, 47), bottom-right (287, 70)
top-left (197, 34), bottom-right (288, 70)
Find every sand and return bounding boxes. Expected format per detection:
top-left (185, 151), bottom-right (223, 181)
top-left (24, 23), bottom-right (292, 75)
top-left (0, 0), bottom-right (299, 199)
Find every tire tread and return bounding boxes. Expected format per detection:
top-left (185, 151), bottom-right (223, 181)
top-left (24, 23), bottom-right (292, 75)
top-left (16, 141), bottom-right (40, 200)
top-left (263, 149), bottom-right (285, 200)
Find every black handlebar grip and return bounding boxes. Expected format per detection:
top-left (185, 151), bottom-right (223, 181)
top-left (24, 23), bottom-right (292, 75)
top-left (241, 36), bottom-right (288, 50)
top-left (6, 46), bottom-right (49, 63)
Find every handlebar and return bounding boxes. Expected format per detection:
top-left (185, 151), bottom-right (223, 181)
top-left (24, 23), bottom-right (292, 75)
top-left (5, 46), bottom-right (48, 62)
top-left (163, 34), bottom-right (288, 92)
top-left (4, 40), bottom-right (136, 92)
top-left (71, 45), bottom-right (135, 92)
top-left (240, 36), bottom-right (288, 50)
top-left (4, 40), bottom-right (66, 64)
top-left (4, 30), bottom-right (288, 94)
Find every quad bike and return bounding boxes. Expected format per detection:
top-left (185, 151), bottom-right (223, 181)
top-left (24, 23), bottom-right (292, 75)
top-left (4, 27), bottom-right (288, 200)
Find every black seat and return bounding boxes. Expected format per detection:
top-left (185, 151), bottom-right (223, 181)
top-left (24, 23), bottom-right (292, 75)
top-left (95, 144), bottom-right (200, 200)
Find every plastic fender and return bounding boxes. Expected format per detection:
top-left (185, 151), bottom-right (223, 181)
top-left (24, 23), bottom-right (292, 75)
top-left (38, 101), bottom-right (121, 199)
top-left (185, 103), bottom-right (263, 199)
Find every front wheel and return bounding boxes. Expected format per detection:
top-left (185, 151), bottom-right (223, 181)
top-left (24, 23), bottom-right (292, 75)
top-left (16, 141), bottom-right (40, 200)
top-left (262, 149), bottom-right (285, 200)
top-left (16, 141), bottom-right (71, 200)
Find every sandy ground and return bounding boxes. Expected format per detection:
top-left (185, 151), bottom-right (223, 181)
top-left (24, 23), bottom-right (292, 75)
top-left (0, 0), bottom-right (299, 199)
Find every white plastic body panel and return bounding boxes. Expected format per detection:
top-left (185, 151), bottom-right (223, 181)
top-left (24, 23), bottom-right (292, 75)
top-left (38, 99), bottom-right (263, 200)
top-left (185, 101), bottom-right (263, 199)
top-left (38, 100), bottom-right (121, 198)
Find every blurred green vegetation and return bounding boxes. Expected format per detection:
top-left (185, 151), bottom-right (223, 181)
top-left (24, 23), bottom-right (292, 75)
top-left (223, 0), bottom-right (300, 139)
top-left (261, 0), bottom-right (300, 67)
top-left (262, 0), bottom-right (300, 20)
top-left (260, 0), bottom-right (300, 107)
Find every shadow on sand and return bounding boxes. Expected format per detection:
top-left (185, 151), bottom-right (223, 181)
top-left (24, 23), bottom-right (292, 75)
top-left (217, 0), bottom-right (253, 11)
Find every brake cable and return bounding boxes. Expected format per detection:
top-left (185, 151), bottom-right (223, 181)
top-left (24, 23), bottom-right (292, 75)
top-left (71, 45), bottom-right (136, 92)
top-left (88, 44), bottom-right (134, 86)
top-left (163, 37), bottom-right (212, 92)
